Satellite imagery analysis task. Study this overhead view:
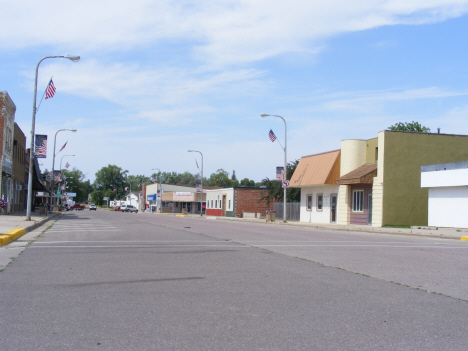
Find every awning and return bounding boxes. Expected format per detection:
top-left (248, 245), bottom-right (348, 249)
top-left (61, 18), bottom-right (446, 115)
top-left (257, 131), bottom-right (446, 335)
top-left (336, 163), bottom-right (377, 185)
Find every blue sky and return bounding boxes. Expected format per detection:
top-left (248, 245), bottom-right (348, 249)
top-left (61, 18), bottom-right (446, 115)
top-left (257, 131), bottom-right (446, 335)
top-left (2, 1), bottom-right (468, 183)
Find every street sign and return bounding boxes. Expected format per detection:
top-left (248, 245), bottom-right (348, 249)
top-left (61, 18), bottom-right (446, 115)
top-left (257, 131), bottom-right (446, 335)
top-left (68, 192), bottom-right (77, 197)
top-left (282, 180), bottom-right (289, 188)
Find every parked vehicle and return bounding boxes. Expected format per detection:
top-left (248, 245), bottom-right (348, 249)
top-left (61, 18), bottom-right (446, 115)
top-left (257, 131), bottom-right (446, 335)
top-left (89, 204), bottom-right (97, 211)
top-left (70, 204), bottom-right (85, 211)
top-left (114, 206), bottom-right (121, 212)
top-left (124, 205), bottom-right (138, 213)
top-left (120, 205), bottom-right (127, 212)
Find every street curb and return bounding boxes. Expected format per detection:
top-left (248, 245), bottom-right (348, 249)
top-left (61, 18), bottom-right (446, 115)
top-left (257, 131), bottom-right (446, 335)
top-left (211, 216), bottom-right (464, 240)
top-left (0, 213), bottom-right (61, 247)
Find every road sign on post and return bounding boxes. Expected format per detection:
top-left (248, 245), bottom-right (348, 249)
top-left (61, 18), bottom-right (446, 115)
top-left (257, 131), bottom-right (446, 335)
top-left (282, 180), bottom-right (289, 188)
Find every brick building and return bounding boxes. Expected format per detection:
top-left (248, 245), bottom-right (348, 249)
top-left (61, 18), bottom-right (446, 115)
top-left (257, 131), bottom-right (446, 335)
top-left (206, 187), bottom-right (273, 218)
top-left (12, 123), bottom-right (27, 212)
top-left (0, 91), bottom-right (16, 213)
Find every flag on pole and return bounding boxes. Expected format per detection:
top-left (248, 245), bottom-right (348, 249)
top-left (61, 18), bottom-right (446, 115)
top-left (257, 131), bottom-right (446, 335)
top-left (65, 162), bottom-right (70, 169)
top-left (151, 177), bottom-right (156, 182)
top-left (195, 159), bottom-right (199, 169)
top-left (59, 141), bottom-right (67, 152)
top-left (269, 129), bottom-right (277, 142)
top-left (137, 183), bottom-right (140, 187)
top-left (45, 79), bottom-right (56, 99)
top-left (125, 187), bottom-right (128, 191)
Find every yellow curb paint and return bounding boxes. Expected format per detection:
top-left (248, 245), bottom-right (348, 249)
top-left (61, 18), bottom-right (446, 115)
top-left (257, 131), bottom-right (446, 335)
top-left (461, 236), bottom-right (468, 241)
top-left (176, 215), bottom-right (185, 217)
top-left (0, 228), bottom-right (27, 246)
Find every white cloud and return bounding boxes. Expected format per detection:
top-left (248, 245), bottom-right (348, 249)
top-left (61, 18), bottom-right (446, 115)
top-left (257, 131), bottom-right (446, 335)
top-left (3, 1), bottom-right (468, 66)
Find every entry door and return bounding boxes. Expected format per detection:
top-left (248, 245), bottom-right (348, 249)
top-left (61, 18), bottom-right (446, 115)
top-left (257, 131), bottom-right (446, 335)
top-left (222, 195), bottom-right (227, 216)
top-left (330, 194), bottom-right (337, 223)
top-left (367, 194), bottom-right (373, 225)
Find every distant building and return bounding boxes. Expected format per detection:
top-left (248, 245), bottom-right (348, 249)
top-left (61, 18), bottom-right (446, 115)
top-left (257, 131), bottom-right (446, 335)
top-left (205, 187), bottom-right (273, 218)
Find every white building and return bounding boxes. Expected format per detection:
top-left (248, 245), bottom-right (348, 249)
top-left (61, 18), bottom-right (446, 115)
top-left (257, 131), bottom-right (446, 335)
top-left (421, 161), bottom-right (468, 228)
top-left (290, 150), bottom-right (341, 224)
top-left (125, 192), bottom-right (140, 208)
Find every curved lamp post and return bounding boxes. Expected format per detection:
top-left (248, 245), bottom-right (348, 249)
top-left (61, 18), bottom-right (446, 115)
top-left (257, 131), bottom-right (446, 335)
top-left (50, 129), bottom-right (76, 208)
top-left (188, 150), bottom-right (203, 216)
top-left (27, 55), bottom-right (80, 220)
top-left (58, 155), bottom-right (75, 205)
top-left (261, 113), bottom-right (287, 222)
top-left (151, 168), bottom-right (162, 213)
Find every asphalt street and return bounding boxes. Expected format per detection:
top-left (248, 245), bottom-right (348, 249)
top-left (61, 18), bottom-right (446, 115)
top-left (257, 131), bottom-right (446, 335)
top-left (1, 210), bottom-right (467, 350)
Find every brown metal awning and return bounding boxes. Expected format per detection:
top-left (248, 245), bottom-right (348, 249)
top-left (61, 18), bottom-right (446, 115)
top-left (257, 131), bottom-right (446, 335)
top-left (336, 163), bottom-right (377, 185)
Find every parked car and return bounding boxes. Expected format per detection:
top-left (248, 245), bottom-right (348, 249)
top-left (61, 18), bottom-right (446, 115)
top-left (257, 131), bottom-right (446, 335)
top-left (114, 206), bottom-right (121, 212)
top-left (70, 204), bottom-right (85, 211)
top-left (124, 205), bottom-right (138, 213)
top-left (120, 205), bottom-right (127, 212)
top-left (89, 204), bottom-right (97, 211)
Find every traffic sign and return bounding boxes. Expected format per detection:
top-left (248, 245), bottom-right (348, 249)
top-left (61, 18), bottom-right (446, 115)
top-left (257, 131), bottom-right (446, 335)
top-left (282, 180), bottom-right (289, 188)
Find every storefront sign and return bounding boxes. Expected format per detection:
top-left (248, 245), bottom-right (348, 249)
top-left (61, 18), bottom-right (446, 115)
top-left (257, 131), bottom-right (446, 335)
top-left (147, 194), bottom-right (156, 201)
top-left (175, 192), bottom-right (191, 196)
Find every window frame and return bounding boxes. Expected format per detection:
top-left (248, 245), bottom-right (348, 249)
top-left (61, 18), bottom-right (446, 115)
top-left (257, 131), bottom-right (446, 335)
top-left (316, 193), bottom-right (323, 212)
top-left (306, 194), bottom-right (313, 211)
top-left (352, 189), bottom-right (364, 213)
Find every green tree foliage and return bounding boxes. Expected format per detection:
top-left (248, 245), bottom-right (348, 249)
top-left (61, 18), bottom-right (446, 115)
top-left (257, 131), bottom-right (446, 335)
top-left (239, 178), bottom-right (256, 187)
top-left (154, 171), bottom-right (202, 186)
top-left (260, 160), bottom-right (300, 205)
top-left (93, 165), bottom-right (128, 201)
top-left (388, 121), bottom-right (430, 133)
top-left (126, 175), bottom-right (151, 193)
top-left (61, 168), bottom-right (91, 203)
top-left (208, 169), bottom-right (236, 187)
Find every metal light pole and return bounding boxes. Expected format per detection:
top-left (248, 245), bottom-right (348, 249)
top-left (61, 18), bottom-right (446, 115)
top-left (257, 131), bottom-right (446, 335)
top-left (261, 113), bottom-right (287, 222)
top-left (50, 129), bottom-right (76, 209)
top-left (151, 168), bottom-right (162, 213)
top-left (58, 155), bottom-right (75, 206)
top-left (26, 55), bottom-right (80, 221)
top-left (188, 150), bottom-right (203, 216)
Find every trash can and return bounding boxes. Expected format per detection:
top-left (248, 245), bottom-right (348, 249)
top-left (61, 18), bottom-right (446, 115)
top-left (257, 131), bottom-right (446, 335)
top-left (182, 209), bottom-right (188, 215)
top-left (38, 206), bottom-right (47, 216)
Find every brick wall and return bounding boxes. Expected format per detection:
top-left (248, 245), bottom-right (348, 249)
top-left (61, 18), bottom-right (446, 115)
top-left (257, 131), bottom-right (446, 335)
top-left (12, 123), bottom-right (26, 212)
top-left (233, 188), bottom-right (273, 217)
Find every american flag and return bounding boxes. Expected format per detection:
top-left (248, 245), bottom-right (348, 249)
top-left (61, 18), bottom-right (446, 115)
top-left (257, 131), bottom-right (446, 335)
top-left (195, 159), bottom-right (199, 169)
top-left (269, 129), bottom-right (277, 142)
top-left (65, 162), bottom-right (70, 169)
top-left (45, 79), bottom-right (56, 99)
top-left (151, 177), bottom-right (157, 182)
top-left (59, 141), bottom-right (67, 152)
top-left (125, 187), bottom-right (128, 191)
top-left (137, 183), bottom-right (140, 187)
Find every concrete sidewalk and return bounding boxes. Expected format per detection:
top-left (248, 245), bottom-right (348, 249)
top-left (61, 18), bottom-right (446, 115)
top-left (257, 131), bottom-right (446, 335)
top-left (0, 211), bottom-right (61, 246)
top-left (201, 215), bottom-right (468, 240)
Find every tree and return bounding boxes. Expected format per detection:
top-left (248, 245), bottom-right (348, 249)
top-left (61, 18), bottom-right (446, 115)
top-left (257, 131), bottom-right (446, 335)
top-left (208, 169), bottom-right (238, 188)
top-left (93, 165), bottom-right (128, 200)
top-left (61, 168), bottom-right (90, 203)
top-left (260, 160), bottom-right (301, 205)
top-left (239, 178), bottom-right (256, 187)
top-left (388, 121), bottom-right (430, 133)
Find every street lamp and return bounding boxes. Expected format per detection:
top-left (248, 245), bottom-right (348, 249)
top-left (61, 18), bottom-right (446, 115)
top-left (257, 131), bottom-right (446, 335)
top-left (26, 55), bottom-right (80, 221)
top-left (60, 154), bottom-right (75, 171)
top-left (151, 168), bottom-right (162, 213)
top-left (188, 150), bottom-right (203, 216)
top-left (261, 113), bottom-right (287, 222)
top-left (58, 155), bottom-right (75, 205)
top-left (50, 129), bottom-right (77, 209)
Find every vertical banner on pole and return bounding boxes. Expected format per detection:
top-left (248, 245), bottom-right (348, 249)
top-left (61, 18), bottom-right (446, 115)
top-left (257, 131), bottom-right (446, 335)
top-left (276, 167), bottom-right (284, 181)
top-left (35, 135), bottom-right (48, 158)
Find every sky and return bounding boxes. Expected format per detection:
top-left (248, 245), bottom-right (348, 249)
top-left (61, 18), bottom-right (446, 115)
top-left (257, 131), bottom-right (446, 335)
top-left (2, 0), bottom-right (468, 183)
